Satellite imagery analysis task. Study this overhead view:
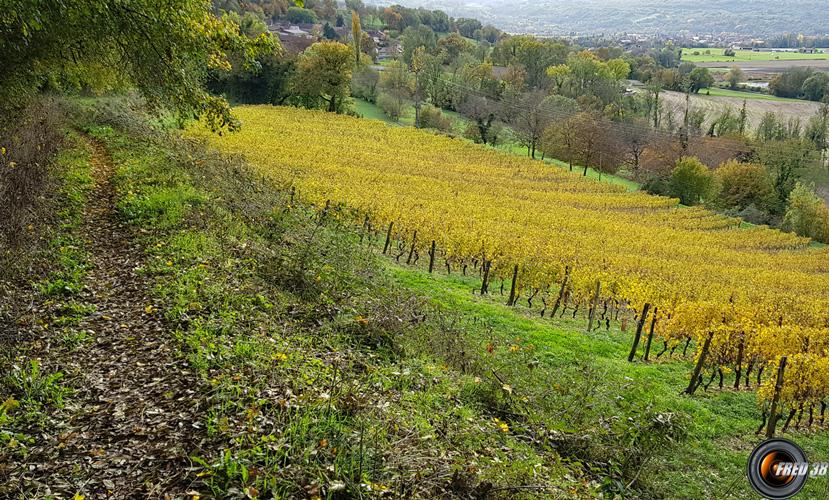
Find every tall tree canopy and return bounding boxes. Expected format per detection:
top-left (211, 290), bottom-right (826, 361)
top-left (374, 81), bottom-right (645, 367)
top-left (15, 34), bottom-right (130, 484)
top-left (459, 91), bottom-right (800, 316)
top-left (2, 0), bottom-right (277, 129)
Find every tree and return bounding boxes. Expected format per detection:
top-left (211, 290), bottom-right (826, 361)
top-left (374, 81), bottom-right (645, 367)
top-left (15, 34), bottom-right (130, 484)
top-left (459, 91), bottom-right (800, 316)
top-left (401, 25), bottom-right (437, 65)
top-left (454, 18), bottom-right (482, 38)
top-left (541, 119), bottom-right (576, 171)
top-left (437, 33), bottom-right (474, 65)
top-left (711, 160), bottom-right (776, 211)
top-left (458, 95), bottom-right (499, 145)
top-left (619, 118), bottom-right (652, 173)
top-left (351, 11), bottom-right (362, 64)
top-left (410, 47), bottom-right (427, 127)
top-left (292, 41), bottom-right (354, 113)
top-left (287, 7), bottom-right (317, 24)
top-left (756, 139), bottom-right (816, 206)
top-left (802, 73), bottom-right (829, 102)
top-left (770, 67), bottom-right (815, 98)
top-left (378, 60), bottom-right (412, 121)
top-left (493, 36), bottom-right (568, 88)
top-left (323, 22), bottom-right (338, 40)
top-left (351, 65), bottom-right (380, 102)
top-left (727, 66), bottom-right (744, 89)
top-left (1, 0), bottom-right (277, 130)
top-left (570, 112), bottom-right (604, 176)
top-left (549, 51), bottom-right (629, 104)
top-left (668, 157), bottom-right (714, 205)
top-left (805, 103), bottom-right (829, 154)
top-left (782, 183), bottom-right (829, 243)
top-left (689, 67), bottom-right (714, 93)
top-left (511, 90), bottom-right (557, 158)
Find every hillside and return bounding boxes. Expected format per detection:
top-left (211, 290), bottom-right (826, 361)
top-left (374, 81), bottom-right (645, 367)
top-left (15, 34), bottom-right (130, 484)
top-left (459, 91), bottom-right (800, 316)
top-left (378, 0), bottom-right (829, 35)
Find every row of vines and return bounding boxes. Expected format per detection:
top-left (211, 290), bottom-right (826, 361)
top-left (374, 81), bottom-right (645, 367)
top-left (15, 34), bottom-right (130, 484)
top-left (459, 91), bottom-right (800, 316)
top-left (190, 105), bottom-right (829, 434)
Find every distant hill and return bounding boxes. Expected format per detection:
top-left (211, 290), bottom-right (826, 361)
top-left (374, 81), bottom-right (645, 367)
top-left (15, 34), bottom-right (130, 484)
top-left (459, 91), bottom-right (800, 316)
top-left (374, 0), bottom-right (829, 36)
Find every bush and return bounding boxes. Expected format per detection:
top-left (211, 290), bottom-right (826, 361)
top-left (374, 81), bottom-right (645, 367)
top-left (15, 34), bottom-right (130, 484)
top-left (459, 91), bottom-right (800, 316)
top-left (351, 65), bottom-right (380, 103)
top-left (710, 160), bottom-right (776, 212)
top-left (376, 92), bottom-right (405, 121)
top-left (418, 104), bottom-right (453, 132)
top-left (0, 98), bottom-right (67, 253)
top-left (782, 183), bottom-right (829, 243)
top-left (668, 156), bottom-right (714, 205)
top-left (642, 177), bottom-right (670, 197)
top-left (286, 7), bottom-right (317, 24)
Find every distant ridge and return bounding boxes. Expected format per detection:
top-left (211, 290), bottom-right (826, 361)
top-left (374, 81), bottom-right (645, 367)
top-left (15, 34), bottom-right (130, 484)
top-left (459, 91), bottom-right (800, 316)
top-left (374, 0), bottom-right (829, 36)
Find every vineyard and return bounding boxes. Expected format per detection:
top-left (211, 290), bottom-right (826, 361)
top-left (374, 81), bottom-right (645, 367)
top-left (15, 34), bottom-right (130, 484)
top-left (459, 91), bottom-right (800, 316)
top-left (193, 105), bottom-right (829, 433)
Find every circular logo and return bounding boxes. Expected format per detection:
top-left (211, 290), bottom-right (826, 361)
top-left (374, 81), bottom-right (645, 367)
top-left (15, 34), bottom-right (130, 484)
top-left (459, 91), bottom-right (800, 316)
top-left (747, 438), bottom-right (809, 499)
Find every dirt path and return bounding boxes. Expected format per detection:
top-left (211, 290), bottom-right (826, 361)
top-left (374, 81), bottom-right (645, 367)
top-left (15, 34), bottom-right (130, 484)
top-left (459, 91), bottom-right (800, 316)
top-left (8, 139), bottom-right (204, 498)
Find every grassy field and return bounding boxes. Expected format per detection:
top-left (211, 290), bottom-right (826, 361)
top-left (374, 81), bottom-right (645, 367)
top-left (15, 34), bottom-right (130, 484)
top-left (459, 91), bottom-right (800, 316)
top-left (702, 87), bottom-right (802, 102)
top-left (683, 47), bottom-right (829, 63)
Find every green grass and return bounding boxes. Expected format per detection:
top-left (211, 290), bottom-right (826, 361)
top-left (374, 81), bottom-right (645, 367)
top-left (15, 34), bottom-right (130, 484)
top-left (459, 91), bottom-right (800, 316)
top-left (700, 87), bottom-right (803, 102)
top-left (682, 47), bottom-right (829, 63)
top-left (0, 131), bottom-right (92, 458)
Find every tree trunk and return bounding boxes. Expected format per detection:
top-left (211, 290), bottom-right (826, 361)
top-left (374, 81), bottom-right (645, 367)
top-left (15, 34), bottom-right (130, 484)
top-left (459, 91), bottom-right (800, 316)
top-left (428, 240), bottom-right (436, 273)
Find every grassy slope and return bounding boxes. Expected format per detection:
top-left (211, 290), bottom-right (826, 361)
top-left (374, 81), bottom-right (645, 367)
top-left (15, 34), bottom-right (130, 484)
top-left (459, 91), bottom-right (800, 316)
top-left (74, 108), bottom-right (604, 498)
top-left (386, 259), bottom-right (829, 499)
top-left (682, 48), bottom-right (829, 63)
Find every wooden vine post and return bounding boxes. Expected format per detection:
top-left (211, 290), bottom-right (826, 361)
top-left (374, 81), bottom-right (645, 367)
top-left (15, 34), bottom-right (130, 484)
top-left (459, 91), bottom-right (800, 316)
top-left (627, 303), bottom-right (651, 362)
top-left (506, 264), bottom-right (519, 306)
top-left (550, 266), bottom-right (570, 318)
top-left (684, 331), bottom-right (714, 395)
top-left (480, 260), bottom-right (491, 295)
top-left (586, 280), bottom-right (602, 332)
top-left (734, 338), bottom-right (745, 389)
top-left (428, 240), bottom-right (436, 273)
top-left (766, 356), bottom-right (788, 438)
top-left (643, 307), bottom-right (659, 361)
top-left (382, 221), bottom-right (394, 254)
top-left (406, 230), bottom-right (418, 264)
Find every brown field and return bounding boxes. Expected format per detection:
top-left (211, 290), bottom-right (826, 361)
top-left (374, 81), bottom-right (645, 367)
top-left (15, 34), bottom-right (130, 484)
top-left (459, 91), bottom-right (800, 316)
top-left (696, 59), bottom-right (829, 73)
top-left (658, 90), bottom-right (822, 133)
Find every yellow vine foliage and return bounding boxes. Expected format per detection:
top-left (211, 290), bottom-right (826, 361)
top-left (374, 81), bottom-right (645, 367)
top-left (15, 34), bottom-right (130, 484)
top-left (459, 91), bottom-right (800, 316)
top-left (190, 105), bottom-right (829, 408)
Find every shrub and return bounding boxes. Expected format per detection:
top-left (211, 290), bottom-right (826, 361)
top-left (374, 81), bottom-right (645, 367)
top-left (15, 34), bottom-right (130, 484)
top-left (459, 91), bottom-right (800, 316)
top-left (351, 65), bottom-right (380, 103)
top-left (668, 156), bottom-right (714, 205)
top-left (0, 99), bottom-right (67, 246)
top-left (376, 92), bottom-right (405, 121)
top-left (418, 104), bottom-right (453, 132)
top-left (286, 7), bottom-right (317, 24)
top-left (710, 160), bottom-right (776, 212)
top-left (782, 183), bottom-right (829, 243)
